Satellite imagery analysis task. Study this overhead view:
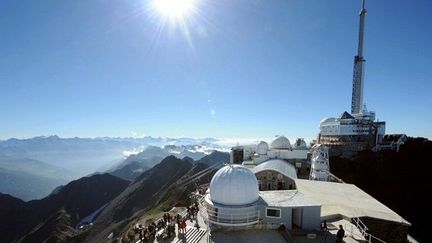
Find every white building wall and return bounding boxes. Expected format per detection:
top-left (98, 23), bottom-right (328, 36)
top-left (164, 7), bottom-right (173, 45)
top-left (259, 206), bottom-right (320, 230)
top-left (321, 119), bottom-right (387, 138)
top-left (320, 117), bottom-right (385, 136)
top-left (266, 150), bottom-right (308, 160)
top-left (283, 208), bottom-right (293, 230)
top-left (259, 206), bottom-right (293, 230)
top-left (242, 146), bottom-right (256, 161)
top-left (339, 124), bottom-right (369, 135)
top-left (293, 208), bottom-right (302, 227)
top-left (301, 206), bottom-right (321, 230)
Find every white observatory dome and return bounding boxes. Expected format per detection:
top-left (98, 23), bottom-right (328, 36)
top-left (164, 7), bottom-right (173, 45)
top-left (256, 141), bottom-right (269, 155)
top-left (209, 164), bottom-right (259, 206)
top-left (270, 135), bottom-right (292, 150)
top-left (293, 138), bottom-right (308, 150)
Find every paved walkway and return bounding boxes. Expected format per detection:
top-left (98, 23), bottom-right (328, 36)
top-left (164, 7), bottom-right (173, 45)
top-left (136, 215), bottom-right (208, 243)
top-left (176, 227), bottom-right (206, 243)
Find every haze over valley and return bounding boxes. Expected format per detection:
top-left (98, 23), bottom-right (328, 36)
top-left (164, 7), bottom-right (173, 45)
top-left (0, 135), bottom-right (229, 200)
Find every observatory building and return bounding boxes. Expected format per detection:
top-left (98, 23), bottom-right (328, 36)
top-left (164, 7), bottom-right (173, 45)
top-left (317, 0), bottom-right (388, 157)
top-left (318, 111), bottom-right (386, 156)
top-left (204, 164), bottom-right (260, 227)
top-left (204, 164), bottom-right (321, 230)
top-left (231, 136), bottom-right (311, 179)
top-left (199, 161), bottom-right (410, 243)
top-left (230, 135), bottom-right (331, 184)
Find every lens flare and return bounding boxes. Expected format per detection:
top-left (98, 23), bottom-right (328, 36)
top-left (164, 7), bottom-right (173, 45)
top-left (153, 0), bottom-right (195, 18)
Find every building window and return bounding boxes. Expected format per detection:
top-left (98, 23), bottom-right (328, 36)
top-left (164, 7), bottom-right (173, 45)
top-left (266, 208), bottom-right (281, 218)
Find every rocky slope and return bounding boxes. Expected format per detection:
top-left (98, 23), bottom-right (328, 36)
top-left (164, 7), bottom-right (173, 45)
top-left (85, 155), bottom-right (194, 242)
top-left (0, 174), bottom-right (129, 242)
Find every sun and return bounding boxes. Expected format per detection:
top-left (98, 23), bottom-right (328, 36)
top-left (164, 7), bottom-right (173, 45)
top-left (152, 0), bottom-right (195, 18)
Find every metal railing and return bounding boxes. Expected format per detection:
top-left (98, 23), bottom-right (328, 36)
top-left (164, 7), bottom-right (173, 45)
top-left (196, 194), bottom-right (259, 226)
top-left (352, 217), bottom-right (368, 235)
top-left (327, 171), bottom-right (345, 183)
top-left (206, 208), bottom-right (260, 225)
top-left (351, 217), bottom-right (386, 243)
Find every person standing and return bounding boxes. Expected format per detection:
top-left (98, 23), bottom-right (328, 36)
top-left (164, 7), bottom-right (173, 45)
top-left (139, 229), bottom-right (143, 242)
top-left (181, 219), bottom-right (187, 234)
top-left (336, 225), bottom-right (345, 243)
top-left (322, 220), bottom-right (328, 231)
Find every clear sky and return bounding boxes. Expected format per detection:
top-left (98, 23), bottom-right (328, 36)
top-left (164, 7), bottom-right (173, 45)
top-left (1, 0), bottom-right (431, 141)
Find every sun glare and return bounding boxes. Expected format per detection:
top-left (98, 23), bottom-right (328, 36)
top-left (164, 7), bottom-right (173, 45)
top-left (153, 0), bottom-right (195, 18)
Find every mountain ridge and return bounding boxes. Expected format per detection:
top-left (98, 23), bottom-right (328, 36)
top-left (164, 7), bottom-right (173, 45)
top-left (0, 173), bottom-right (129, 243)
top-left (84, 155), bottom-right (194, 242)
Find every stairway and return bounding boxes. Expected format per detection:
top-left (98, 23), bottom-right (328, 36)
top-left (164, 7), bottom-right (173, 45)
top-left (176, 227), bottom-right (206, 243)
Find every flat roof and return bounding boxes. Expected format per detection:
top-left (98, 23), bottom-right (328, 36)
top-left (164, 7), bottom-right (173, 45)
top-left (294, 179), bottom-right (411, 226)
top-left (259, 190), bottom-right (320, 207)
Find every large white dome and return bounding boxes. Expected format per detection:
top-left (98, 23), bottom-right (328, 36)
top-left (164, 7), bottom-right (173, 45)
top-left (209, 164), bottom-right (259, 206)
top-left (256, 141), bottom-right (269, 155)
top-left (270, 135), bottom-right (292, 150)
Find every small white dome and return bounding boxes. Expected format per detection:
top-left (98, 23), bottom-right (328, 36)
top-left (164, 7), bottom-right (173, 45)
top-left (293, 138), bottom-right (308, 150)
top-left (209, 164), bottom-right (259, 206)
top-left (256, 141), bottom-right (269, 155)
top-left (270, 135), bottom-right (292, 150)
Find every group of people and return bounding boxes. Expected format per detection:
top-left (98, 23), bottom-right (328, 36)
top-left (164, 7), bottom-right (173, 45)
top-left (186, 201), bottom-right (199, 221)
top-left (135, 213), bottom-right (186, 242)
top-left (135, 210), bottom-right (194, 242)
top-left (134, 201), bottom-right (202, 242)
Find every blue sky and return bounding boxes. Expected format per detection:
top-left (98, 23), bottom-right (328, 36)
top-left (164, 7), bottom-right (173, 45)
top-left (0, 0), bottom-right (431, 141)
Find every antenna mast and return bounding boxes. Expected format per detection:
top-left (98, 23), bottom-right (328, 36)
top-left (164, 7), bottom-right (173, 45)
top-left (351, 0), bottom-right (367, 114)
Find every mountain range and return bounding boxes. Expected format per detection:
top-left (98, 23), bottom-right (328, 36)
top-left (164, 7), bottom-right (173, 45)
top-left (107, 144), bottom-right (227, 181)
top-left (0, 136), bottom-right (228, 200)
top-left (0, 135), bottom-right (225, 177)
top-left (0, 151), bottom-right (229, 242)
